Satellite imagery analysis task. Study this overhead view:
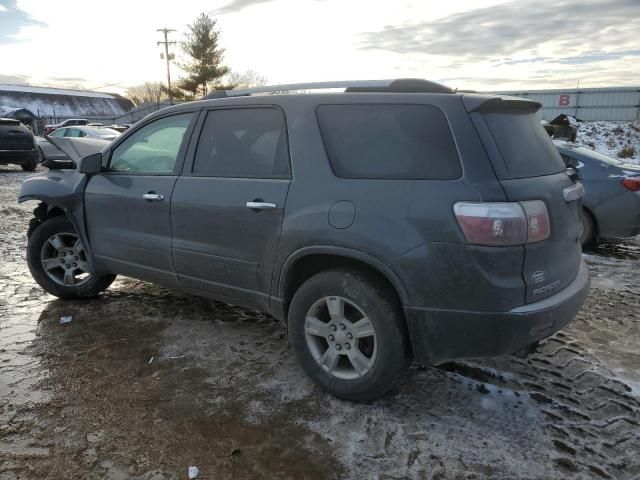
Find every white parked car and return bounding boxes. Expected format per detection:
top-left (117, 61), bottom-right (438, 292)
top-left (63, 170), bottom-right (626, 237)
top-left (37, 126), bottom-right (120, 166)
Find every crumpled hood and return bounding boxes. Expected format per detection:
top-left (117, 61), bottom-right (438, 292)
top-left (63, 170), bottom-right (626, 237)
top-left (45, 136), bottom-right (110, 163)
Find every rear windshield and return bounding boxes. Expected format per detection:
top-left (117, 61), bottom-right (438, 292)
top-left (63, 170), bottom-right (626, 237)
top-left (93, 127), bottom-right (121, 136)
top-left (483, 111), bottom-right (565, 179)
top-left (317, 104), bottom-right (461, 180)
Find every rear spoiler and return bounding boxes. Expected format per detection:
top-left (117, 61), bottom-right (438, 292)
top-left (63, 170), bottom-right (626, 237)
top-left (462, 94), bottom-right (541, 113)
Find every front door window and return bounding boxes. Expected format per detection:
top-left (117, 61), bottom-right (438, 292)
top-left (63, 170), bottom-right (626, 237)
top-left (109, 113), bottom-right (193, 174)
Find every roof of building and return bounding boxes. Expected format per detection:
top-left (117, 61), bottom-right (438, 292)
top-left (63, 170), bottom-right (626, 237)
top-left (0, 84), bottom-right (134, 118)
top-left (0, 84), bottom-right (120, 98)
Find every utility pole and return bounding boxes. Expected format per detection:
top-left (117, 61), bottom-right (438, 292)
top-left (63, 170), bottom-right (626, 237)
top-left (156, 28), bottom-right (176, 105)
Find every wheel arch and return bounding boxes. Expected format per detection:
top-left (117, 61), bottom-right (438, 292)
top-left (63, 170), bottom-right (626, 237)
top-left (23, 198), bottom-right (98, 274)
top-left (277, 246), bottom-right (411, 319)
top-left (582, 205), bottom-right (599, 243)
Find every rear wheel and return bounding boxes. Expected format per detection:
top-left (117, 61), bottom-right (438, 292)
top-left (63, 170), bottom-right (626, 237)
top-left (21, 155), bottom-right (37, 171)
top-left (579, 208), bottom-right (596, 247)
top-left (27, 216), bottom-right (116, 299)
top-left (288, 269), bottom-right (411, 401)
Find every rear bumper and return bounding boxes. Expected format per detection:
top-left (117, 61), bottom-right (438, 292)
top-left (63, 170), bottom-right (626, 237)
top-left (404, 260), bottom-right (590, 364)
top-left (0, 149), bottom-right (38, 165)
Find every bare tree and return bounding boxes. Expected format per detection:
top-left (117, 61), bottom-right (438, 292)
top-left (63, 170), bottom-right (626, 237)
top-left (125, 82), bottom-right (193, 107)
top-left (226, 70), bottom-right (268, 89)
top-left (125, 82), bottom-right (167, 107)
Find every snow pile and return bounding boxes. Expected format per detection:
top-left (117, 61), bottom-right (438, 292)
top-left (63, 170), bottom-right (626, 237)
top-left (576, 121), bottom-right (640, 164)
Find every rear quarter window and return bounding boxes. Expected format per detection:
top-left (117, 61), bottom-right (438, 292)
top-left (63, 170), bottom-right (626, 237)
top-left (316, 104), bottom-right (461, 180)
top-left (482, 111), bottom-right (565, 179)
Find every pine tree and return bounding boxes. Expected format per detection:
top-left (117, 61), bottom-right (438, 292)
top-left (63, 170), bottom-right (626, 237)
top-left (179, 13), bottom-right (229, 97)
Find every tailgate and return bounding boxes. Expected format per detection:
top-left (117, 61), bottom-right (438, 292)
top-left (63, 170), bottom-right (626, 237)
top-left (0, 128), bottom-right (34, 151)
top-left (469, 99), bottom-right (583, 303)
top-left (501, 173), bottom-right (582, 302)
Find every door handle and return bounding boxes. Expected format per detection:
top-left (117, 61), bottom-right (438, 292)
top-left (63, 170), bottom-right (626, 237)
top-left (143, 193), bottom-right (165, 201)
top-left (246, 201), bottom-right (277, 210)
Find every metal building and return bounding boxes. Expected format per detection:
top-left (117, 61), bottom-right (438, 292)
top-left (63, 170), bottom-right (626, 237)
top-left (0, 84), bottom-right (134, 133)
top-left (490, 86), bottom-right (640, 121)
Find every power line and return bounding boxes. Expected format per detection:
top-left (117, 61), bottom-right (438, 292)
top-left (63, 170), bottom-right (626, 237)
top-left (157, 28), bottom-right (176, 105)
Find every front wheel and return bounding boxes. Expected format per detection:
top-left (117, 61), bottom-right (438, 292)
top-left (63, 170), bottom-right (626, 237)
top-left (288, 269), bottom-right (411, 401)
top-left (27, 216), bottom-right (116, 299)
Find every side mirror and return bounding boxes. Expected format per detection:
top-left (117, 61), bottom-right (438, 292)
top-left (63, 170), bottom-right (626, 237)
top-left (78, 153), bottom-right (103, 174)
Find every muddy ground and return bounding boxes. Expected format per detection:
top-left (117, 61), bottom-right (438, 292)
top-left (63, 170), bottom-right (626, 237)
top-left (0, 165), bottom-right (638, 480)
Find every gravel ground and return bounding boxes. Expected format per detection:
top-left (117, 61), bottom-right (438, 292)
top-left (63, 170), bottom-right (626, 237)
top-left (1, 165), bottom-right (638, 480)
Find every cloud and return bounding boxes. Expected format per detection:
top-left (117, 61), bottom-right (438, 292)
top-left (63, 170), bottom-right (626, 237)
top-left (213, 0), bottom-right (325, 15)
top-left (0, 0), bottom-right (45, 44)
top-left (48, 76), bottom-right (88, 83)
top-left (495, 49), bottom-right (640, 66)
top-left (0, 73), bottom-right (30, 84)
top-left (358, 0), bottom-right (640, 62)
top-left (212, 0), bottom-right (278, 15)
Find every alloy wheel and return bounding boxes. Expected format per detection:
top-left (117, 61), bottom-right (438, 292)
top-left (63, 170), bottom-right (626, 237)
top-left (40, 232), bottom-right (91, 287)
top-left (304, 296), bottom-right (377, 380)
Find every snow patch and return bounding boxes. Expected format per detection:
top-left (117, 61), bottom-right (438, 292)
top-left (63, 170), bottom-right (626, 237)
top-left (576, 121), bottom-right (640, 163)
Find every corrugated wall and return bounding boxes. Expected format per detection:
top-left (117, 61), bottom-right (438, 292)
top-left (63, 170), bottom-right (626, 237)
top-left (489, 87), bottom-right (640, 121)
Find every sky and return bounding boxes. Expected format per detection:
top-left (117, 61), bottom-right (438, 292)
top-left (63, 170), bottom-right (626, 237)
top-left (0, 0), bottom-right (639, 94)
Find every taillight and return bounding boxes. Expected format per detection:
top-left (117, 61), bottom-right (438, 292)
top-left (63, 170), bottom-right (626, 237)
top-left (454, 201), bottom-right (550, 246)
top-left (521, 200), bottom-right (551, 243)
top-left (622, 177), bottom-right (640, 192)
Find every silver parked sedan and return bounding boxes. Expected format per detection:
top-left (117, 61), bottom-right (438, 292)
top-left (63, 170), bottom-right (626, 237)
top-left (37, 126), bottom-right (120, 163)
top-left (555, 140), bottom-right (640, 246)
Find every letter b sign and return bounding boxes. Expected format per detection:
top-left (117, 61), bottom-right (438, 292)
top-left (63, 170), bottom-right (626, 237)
top-left (559, 94), bottom-right (571, 106)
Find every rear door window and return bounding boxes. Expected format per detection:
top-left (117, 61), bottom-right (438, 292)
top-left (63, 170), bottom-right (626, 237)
top-left (193, 107), bottom-right (290, 178)
top-left (316, 104), bottom-right (461, 180)
top-left (482, 111), bottom-right (565, 179)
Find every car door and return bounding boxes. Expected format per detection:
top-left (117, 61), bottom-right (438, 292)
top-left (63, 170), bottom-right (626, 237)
top-left (171, 106), bottom-right (291, 310)
top-left (42, 128), bottom-right (70, 160)
top-left (84, 111), bottom-right (197, 287)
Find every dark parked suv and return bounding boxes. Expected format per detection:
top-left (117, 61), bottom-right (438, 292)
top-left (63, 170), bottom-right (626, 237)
top-left (19, 79), bottom-right (590, 400)
top-left (0, 118), bottom-right (38, 171)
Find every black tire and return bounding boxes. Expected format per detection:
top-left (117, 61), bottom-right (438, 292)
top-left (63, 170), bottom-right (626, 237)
top-left (288, 269), bottom-right (412, 401)
top-left (27, 216), bottom-right (116, 299)
top-left (21, 155), bottom-right (37, 171)
top-left (579, 208), bottom-right (596, 248)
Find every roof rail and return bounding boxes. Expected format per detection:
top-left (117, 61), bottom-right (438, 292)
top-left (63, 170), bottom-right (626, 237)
top-left (203, 78), bottom-right (454, 99)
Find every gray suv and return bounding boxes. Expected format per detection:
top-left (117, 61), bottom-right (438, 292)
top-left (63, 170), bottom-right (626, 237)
top-left (19, 79), bottom-right (590, 401)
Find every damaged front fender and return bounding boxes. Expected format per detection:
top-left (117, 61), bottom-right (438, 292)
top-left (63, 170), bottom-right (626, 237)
top-left (18, 168), bottom-right (86, 208)
top-left (18, 169), bottom-right (98, 273)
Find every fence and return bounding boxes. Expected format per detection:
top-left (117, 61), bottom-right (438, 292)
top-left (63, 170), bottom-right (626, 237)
top-left (490, 86), bottom-right (640, 121)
